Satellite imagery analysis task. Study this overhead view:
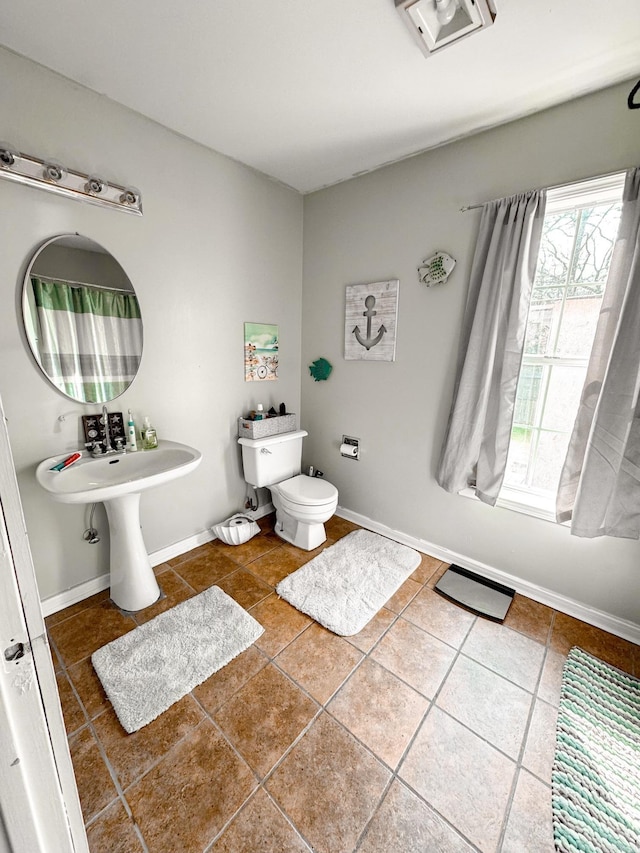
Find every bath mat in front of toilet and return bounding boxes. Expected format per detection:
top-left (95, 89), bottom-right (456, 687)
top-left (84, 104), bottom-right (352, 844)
top-left (276, 529), bottom-right (421, 636)
top-left (91, 586), bottom-right (263, 733)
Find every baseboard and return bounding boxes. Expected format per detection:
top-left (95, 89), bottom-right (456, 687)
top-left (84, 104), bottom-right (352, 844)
top-left (40, 528), bottom-right (216, 617)
top-left (335, 506), bottom-right (640, 645)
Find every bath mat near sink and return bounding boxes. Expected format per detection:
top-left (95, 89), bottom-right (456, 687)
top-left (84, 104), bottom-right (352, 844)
top-left (276, 528), bottom-right (421, 636)
top-left (552, 647), bottom-right (640, 852)
top-left (92, 586), bottom-right (263, 733)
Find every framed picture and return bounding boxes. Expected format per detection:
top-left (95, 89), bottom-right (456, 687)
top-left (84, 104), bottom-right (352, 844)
top-left (344, 280), bottom-right (399, 361)
top-left (244, 322), bottom-right (279, 381)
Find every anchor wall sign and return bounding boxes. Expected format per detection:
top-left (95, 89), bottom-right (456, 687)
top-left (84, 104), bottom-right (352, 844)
top-left (344, 279), bottom-right (399, 362)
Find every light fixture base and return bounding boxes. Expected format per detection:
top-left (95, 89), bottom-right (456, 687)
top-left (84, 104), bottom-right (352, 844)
top-left (395, 0), bottom-right (496, 56)
top-left (0, 146), bottom-right (143, 215)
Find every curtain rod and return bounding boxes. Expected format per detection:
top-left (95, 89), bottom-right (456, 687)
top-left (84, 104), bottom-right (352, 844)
top-left (31, 274), bottom-right (135, 295)
top-left (460, 165), bottom-right (632, 212)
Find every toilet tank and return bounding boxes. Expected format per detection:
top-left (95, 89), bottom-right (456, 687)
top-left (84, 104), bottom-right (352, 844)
top-left (238, 429), bottom-right (308, 487)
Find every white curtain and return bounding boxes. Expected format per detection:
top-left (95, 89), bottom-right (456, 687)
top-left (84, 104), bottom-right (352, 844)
top-left (556, 167), bottom-right (640, 538)
top-left (437, 190), bottom-right (547, 504)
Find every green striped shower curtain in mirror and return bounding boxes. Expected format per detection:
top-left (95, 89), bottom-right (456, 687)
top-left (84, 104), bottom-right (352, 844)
top-left (31, 276), bottom-right (142, 403)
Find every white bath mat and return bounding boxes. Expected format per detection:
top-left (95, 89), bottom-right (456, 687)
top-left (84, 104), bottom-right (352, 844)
top-left (276, 529), bottom-right (421, 636)
top-left (92, 586), bottom-right (264, 733)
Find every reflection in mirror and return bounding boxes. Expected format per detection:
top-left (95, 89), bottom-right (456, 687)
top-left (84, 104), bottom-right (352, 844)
top-left (23, 235), bottom-right (143, 403)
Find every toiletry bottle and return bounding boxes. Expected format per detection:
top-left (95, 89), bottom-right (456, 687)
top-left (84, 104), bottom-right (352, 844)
top-left (255, 404), bottom-right (264, 420)
top-left (127, 410), bottom-right (138, 452)
top-left (141, 417), bottom-right (158, 450)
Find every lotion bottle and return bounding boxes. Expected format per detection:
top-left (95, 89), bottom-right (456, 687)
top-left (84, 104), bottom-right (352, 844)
top-left (127, 410), bottom-right (138, 452)
top-left (141, 416), bottom-right (158, 450)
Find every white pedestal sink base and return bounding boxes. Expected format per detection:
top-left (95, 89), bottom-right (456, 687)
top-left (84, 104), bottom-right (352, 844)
top-left (103, 493), bottom-right (160, 612)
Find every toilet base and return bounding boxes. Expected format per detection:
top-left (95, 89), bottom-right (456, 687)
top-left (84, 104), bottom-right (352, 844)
top-left (275, 510), bottom-right (327, 551)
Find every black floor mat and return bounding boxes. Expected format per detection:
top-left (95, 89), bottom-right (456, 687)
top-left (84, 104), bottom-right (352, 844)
top-left (435, 565), bottom-right (515, 622)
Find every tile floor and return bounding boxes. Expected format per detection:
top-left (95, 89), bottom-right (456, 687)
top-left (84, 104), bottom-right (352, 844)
top-left (47, 515), bottom-right (639, 853)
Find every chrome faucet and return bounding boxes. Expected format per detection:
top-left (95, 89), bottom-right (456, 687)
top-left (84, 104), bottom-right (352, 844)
top-left (101, 405), bottom-right (116, 454)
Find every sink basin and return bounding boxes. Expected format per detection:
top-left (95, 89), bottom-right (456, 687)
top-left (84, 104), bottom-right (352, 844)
top-left (36, 440), bottom-right (202, 612)
top-left (36, 440), bottom-right (201, 504)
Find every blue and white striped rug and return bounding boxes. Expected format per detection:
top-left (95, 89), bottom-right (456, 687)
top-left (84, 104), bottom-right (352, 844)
top-left (552, 647), bottom-right (640, 853)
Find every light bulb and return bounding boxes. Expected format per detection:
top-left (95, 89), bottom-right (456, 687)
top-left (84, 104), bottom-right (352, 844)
top-left (436, 0), bottom-right (458, 25)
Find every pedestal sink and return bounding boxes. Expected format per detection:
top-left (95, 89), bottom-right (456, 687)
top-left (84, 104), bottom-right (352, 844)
top-left (36, 440), bottom-right (202, 611)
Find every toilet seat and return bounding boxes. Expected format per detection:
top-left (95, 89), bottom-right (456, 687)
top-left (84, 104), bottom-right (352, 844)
top-left (276, 474), bottom-right (338, 507)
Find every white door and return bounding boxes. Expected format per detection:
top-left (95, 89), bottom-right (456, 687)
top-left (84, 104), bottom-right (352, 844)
top-left (0, 392), bottom-right (89, 853)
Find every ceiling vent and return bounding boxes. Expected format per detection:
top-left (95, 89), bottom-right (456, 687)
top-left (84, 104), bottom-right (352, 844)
top-left (395, 0), bottom-right (496, 56)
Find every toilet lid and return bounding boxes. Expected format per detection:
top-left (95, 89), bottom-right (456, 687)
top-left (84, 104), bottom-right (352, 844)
top-left (278, 474), bottom-right (338, 506)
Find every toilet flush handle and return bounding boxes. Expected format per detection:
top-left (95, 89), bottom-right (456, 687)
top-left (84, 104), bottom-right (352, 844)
top-left (260, 447), bottom-right (272, 454)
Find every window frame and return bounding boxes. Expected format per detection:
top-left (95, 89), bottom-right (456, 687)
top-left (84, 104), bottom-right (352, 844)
top-left (498, 173), bottom-right (625, 521)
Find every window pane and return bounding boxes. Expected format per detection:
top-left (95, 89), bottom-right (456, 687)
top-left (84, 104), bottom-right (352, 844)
top-left (540, 365), bottom-right (585, 431)
top-left (554, 295), bottom-right (602, 358)
top-left (524, 303), bottom-right (555, 355)
top-left (530, 430), bottom-right (572, 493)
top-left (505, 427), bottom-right (533, 487)
top-left (513, 364), bottom-right (544, 426)
top-left (535, 211), bottom-right (576, 286)
top-left (572, 203), bottom-right (622, 285)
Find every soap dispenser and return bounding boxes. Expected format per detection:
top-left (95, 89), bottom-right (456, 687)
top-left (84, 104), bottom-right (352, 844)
top-left (141, 416), bottom-right (158, 450)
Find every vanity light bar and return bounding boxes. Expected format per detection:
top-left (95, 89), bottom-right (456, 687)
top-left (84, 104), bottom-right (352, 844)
top-left (0, 144), bottom-right (143, 215)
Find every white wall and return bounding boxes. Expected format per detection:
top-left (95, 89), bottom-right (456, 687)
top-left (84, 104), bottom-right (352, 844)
top-left (0, 48), bottom-right (303, 602)
top-left (302, 80), bottom-right (640, 627)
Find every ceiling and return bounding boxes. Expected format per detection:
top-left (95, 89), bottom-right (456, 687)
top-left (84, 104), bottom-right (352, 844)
top-left (2, 0), bottom-right (639, 193)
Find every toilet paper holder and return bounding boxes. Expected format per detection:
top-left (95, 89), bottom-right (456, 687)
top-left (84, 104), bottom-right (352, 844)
top-left (341, 435), bottom-right (360, 460)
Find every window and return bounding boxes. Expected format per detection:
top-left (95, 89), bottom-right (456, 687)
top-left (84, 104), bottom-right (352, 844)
top-left (501, 174), bottom-right (625, 517)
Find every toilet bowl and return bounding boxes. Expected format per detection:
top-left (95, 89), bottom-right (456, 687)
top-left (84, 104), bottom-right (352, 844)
top-left (238, 429), bottom-right (338, 551)
top-left (271, 474), bottom-right (338, 550)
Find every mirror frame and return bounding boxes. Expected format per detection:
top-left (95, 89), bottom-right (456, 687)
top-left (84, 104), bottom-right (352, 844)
top-left (22, 234), bottom-right (143, 404)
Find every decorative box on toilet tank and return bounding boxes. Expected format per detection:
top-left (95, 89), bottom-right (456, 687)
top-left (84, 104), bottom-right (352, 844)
top-left (237, 414), bottom-right (297, 439)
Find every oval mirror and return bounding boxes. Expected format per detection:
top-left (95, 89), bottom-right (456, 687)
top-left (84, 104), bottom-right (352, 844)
top-left (22, 234), bottom-right (143, 404)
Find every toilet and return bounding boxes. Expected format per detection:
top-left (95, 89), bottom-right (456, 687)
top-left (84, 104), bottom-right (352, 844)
top-left (238, 429), bottom-right (338, 550)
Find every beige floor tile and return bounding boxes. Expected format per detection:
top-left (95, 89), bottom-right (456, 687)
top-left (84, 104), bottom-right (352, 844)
top-left (359, 779), bottom-right (475, 853)
top-left (403, 587), bottom-right (475, 648)
top-left (537, 648), bottom-right (566, 707)
top-left (346, 607), bottom-right (396, 653)
top-left (247, 546), bottom-right (308, 586)
top-left (250, 594), bottom-right (312, 657)
top-left (193, 645), bottom-right (268, 714)
top-left (462, 618), bottom-right (545, 692)
top-left (68, 727), bottom-right (118, 823)
top-left (170, 548), bottom-right (239, 592)
top-left (49, 600), bottom-right (136, 667)
top-left (214, 664), bottom-right (318, 777)
top-left (213, 531), bottom-right (282, 565)
top-left (267, 712), bottom-right (390, 853)
top-left (45, 590), bottom-right (110, 629)
top-left (211, 788), bottom-right (312, 852)
top-left (126, 720), bottom-right (257, 853)
top-left (522, 698), bottom-right (558, 782)
top-left (385, 577), bottom-right (422, 613)
top-left (276, 623), bottom-right (363, 704)
top-left (550, 612), bottom-right (636, 675)
top-left (400, 707), bottom-right (515, 852)
top-left (56, 671), bottom-right (86, 734)
top-left (216, 568), bottom-right (273, 610)
top-left (411, 554), bottom-right (444, 585)
top-left (85, 799), bottom-right (145, 853)
top-left (503, 593), bottom-right (554, 644)
top-left (371, 616), bottom-right (456, 698)
top-left (436, 655), bottom-right (532, 759)
top-left (328, 658), bottom-right (429, 769)
top-left (501, 769), bottom-right (554, 852)
top-left (324, 516), bottom-right (360, 540)
top-left (132, 570), bottom-right (194, 624)
top-left (93, 695), bottom-right (205, 789)
top-left (68, 657), bottom-right (111, 720)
